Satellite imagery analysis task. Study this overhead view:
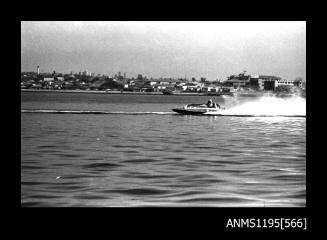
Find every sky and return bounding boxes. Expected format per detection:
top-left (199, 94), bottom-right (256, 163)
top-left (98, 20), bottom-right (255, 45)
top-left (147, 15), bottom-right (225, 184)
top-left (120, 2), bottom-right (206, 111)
top-left (21, 21), bottom-right (306, 81)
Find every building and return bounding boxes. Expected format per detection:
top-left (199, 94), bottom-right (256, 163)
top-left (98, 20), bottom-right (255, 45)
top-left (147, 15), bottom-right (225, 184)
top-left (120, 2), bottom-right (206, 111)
top-left (252, 75), bottom-right (281, 91)
top-left (275, 78), bottom-right (305, 92)
top-left (220, 87), bottom-right (235, 93)
top-left (83, 70), bottom-right (92, 76)
top-left (148, 81), bottom-right (157, 86)
top-left (201, 85), bottom-right (220, 93)
top-left (182, 82), bottom-right (202, 92)
top-left (225, 72), bottom-right (282, 91)
top-left (284, 78), bottom-right (304, 89)
top-left (276, 79), bottom-right (295, 87)
top-left (44, 77), bottom-right (55, 82)
top-left (225, 71), bottom-right (251, 88)
top-left (249, 76), bottom-right (261, 89)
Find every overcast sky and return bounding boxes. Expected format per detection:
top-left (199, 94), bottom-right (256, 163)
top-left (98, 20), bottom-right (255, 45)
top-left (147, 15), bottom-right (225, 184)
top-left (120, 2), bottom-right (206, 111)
top-left (21, 21), bottom-right (306, 81)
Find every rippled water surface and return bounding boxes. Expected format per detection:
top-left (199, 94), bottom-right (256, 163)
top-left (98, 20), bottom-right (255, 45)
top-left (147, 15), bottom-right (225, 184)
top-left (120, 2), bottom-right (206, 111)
top-left (21, 92), bottom-right (306, 207)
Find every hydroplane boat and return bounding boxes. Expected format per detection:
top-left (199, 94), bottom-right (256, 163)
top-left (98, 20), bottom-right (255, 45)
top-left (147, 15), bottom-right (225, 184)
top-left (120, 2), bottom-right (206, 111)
top-left (172, 102), bottom-right (224, 115)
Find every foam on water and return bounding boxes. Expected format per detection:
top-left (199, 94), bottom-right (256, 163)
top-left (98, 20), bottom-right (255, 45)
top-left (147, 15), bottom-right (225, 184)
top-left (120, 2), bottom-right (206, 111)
top-left (218, 94), bottom-right (306, 117)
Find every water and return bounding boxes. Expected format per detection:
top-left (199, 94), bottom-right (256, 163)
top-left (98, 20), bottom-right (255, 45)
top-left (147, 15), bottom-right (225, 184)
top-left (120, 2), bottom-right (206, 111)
top-left (21, 92), bottom-right (306, 207)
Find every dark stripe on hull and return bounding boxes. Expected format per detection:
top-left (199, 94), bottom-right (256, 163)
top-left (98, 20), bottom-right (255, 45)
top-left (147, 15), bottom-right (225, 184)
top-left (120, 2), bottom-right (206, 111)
top-left (172, 109), bottom-right (207, 115)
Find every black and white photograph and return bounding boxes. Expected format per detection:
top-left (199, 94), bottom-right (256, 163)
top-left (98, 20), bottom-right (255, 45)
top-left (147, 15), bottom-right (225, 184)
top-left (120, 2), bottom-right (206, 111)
top-left (21, 21), bottom-right (306, 208)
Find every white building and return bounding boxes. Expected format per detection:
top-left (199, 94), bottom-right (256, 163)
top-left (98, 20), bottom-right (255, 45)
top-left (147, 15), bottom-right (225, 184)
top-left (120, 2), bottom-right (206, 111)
top-left (182, 83), bottom-right (202, 91)
top-left (201, 86), bottom-right (220, 92)
top-left (276, 79), bottom-right (295, 87)
top-left (149, 81), bottom-right (157, 86)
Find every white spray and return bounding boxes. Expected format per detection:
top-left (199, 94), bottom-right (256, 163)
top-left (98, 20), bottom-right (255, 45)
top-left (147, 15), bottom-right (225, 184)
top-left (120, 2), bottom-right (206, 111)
top-left (219, 93), bottom-right (306, 116)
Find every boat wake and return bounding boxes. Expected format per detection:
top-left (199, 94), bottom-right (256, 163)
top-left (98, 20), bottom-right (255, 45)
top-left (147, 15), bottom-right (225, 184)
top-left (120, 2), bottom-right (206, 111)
top-left (22, 94), bottom-right (305, 118)
top-left (21, 109), bottom-right (175, 115)
top-left (204, 112), bottom-right (305, 117)
top-left (215, 94), bottom-right (306, 117)
top-left (21, 109), bottom-right (305, 117)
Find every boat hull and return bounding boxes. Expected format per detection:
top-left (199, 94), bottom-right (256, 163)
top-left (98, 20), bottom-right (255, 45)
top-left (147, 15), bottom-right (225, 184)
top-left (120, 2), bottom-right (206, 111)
top-left (172, 108), bottom-right (222, 115)
top-left (172, 108), bottom-right (207, 115)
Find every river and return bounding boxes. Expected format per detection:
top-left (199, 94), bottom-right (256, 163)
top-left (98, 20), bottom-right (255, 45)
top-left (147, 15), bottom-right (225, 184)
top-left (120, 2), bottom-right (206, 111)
top-left (21, 91), bottom-right (306, 207)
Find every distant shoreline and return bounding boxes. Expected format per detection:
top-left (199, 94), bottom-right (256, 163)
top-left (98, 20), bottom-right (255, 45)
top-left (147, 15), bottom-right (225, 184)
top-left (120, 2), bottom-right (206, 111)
top-left (21, 89), bottom-right (233, 96)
